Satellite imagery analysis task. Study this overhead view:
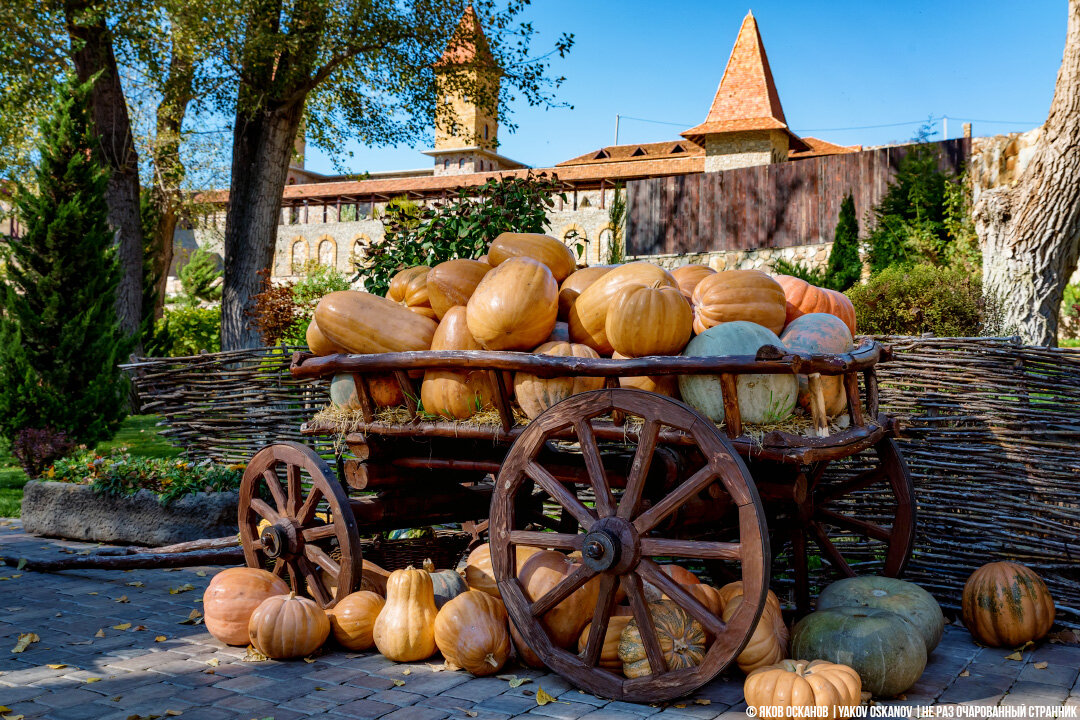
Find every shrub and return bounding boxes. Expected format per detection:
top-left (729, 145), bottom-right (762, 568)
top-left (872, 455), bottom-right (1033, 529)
top-left (147, 305), bottom-right (222, 357)
top-left (846, 264), bottom-right (990, 337)
top-left (248, 262), bottom-right (351, 346)
top-left (773, 257), bottom-right (824, 285)
top-left (825, 194), bottom-right (862, 291)
top-left (177, 246), bottom-right (223, 305)
top-left (12, 427), bottom-right (74, 478)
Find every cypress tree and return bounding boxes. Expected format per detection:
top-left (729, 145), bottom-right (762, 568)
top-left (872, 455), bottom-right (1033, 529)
top-left (0, 75), bottom-right (132, 445)
top-left (824, 194), bottom-right (862, 291)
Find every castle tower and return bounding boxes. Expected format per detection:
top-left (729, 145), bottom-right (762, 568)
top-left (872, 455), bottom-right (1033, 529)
top-left (426, 6), bottom-right (527, 176)
top-left (682, 11), bottom-right (807, 172)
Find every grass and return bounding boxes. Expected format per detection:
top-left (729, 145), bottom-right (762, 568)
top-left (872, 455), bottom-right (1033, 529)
top-left (0, 415), bottom-right (182, 518)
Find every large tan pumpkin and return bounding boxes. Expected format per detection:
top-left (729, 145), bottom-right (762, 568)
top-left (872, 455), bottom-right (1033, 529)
top-left (421, 307), bottom-right (496, 419)
top-left (466, 257), bottom-right (558, 351)
top-left (514, 341), bottom-right (604, 419)
top-left (247, 592), bottom-right (330, 659)
top-left (509, 616), bottom-right (545, 668)
top-left (388, 266), bottom-right (432, 311)
top-left (518, 550), bottom-right (601, 648)
top-left (329, 373), bottom-right (405, 409)
top-left (619, 600), bottom-right (706, 678)
top-left (373, 566), bottom-right (439, 661)
top-left (744, 659), bottom-right (862, 720)
top-left (203, 567), bottom-right (290, 646)
top-left (718, 581), bottom-right (787, 642)
top-left (314, 290), bottom-right (437, 354)
top-left (558, 266), bottom-right (614, 321)
top-left (961, 561), bottom-right (1055, 647)
top-left (306, 317), bottom-right (345, 356)
top-left (613, 352), bottom-right (679, 397)
top-left (488, 232), bottom-right (577, 282)
top-left (723, 595), bottom-right (787, 674)
top-left (434, 590), bottom-right (511, 676)
top-left (328, 590), bottom-right (384, 651)
top-left (774, 275), bottom-right (857, 336)
top-left (427, 259), bottom-right (491, 320)
top-left (691, 270), bottom-right (787, 335)
top-left (569, 262), bottom-right (678, 355)
top-left (464, 543), bottom-right (543, 597)
top-left (606, 282), bottom-right (693, 357)
top-left (577, 606), bottom-right (635, 671)
top-left (671, 264), bottom-right (715, 302)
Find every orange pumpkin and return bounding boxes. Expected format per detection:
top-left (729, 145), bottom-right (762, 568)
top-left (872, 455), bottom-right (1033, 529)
top-left (671, 264), bottom-right (715, 302)
top-left (306, 317), bottom-right (344, 356)
top-left (466, 257), bottom-right (558, 351)
top-left (744, 659), bottom-right (862, 720)
top-left (569, 262), bottom-right (678, 355)
top-left (509, 616), bottom-right (545, 668)
top-left (779, 313), bottom-right (853, 417)
top-left (577, 606), bottom-right (635, 671)
top-left (961, 562), bottom-right (1055, 647)
top-left (718, 581), bottom-right (787, 642)
top-left (388, 266), bottom-right (433, 311)
top-left (247, 592), bottom-right (330, 659)
top-left (328, 590), bottom-right (384, 651)
top-left (434, 590), bottom-right (511, 676)
top-left (723, 595), bottom-right (788, 673)
top-left (660, 564), bottom-right (701, 585)
top-left (606, 282), bottom-right (693, 357)
top-left (420, 307), bottom-right (496, 419)
top-left (488, 232), bottom-right (578, 282)
top-left (691, 270), bottom-right (787, 335)
top-left (464, 543), bottom-right (543, 598)
top-left (518, 550), bottom-right (601, 648)
top-left (612, 352), bottom-right (679, 397)
top-left (314, 290), bottom-right (437, 354)
top-left (373, 566), bottom-right (439, 662)
top-left (426, 259), bottom-right (491, 320)
top-left (558, 266), bottom-right (614, 321)
top-left (513, 341), bottom-right (605, 419)
top-left (329, 373), bottom-right (405, 409)
top-left (774, 275), bottom-right (857, 336)
top-left (204, 567), bottom-right (290, 646)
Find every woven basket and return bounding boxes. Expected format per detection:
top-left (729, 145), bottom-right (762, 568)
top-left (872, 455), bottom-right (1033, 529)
top-left (358, 530), bottom-right (472, 571)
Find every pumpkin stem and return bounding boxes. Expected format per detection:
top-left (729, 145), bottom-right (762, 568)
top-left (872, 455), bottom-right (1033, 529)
top-left (288, 591), bottom-right (296, 600)
top-left (485, 653), bottom-right (498, 667)
top-left (423, 558), bottom-right (435, 572)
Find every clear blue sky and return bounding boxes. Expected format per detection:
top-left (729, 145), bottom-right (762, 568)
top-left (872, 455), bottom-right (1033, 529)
top-left (305, 1), bottom-right (1064, 176)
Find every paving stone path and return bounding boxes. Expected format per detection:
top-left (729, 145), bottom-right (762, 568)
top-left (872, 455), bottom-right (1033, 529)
top-left (2, 520), bottom-right (1079, 720)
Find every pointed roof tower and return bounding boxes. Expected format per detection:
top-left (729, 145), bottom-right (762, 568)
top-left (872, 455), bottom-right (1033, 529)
top-left (682, 11), bottom-right (807, 150)
top-left (437, 5), bottom-right (496, 68)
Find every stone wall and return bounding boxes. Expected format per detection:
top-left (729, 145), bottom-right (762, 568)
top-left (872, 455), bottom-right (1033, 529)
top-left (628, 241), bottom-right (832, 274)
top-left (702, 130), bottom-right (788, 172)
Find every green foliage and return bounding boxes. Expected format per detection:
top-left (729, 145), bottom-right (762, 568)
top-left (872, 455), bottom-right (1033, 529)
top-left (846, 264), bottom-right (991, 337)
top-left (177, 246), bottom-right (222, 305)
top-left (146, 305), bottom-right (222, 356)
top-left (825, 194), bottom-right (862, 291)
top-left (943, 171), bottom-right (981, 274)
top-left (0, 75), bottom-right (132, 446)
top-left (47, 447), bottom-right (242, 506)
top-left (606, 182), bottom-right (626, 264)
top-left (363, 173), bottom-right (566, 296)
top-left (773, 258), bottom-right (825, 285)
top-left (1059, 283), bottom-right (1080, 342)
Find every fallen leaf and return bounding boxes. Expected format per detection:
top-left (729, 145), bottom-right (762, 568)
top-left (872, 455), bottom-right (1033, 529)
top-left (169, 583), bottom-right (195, 595)
top-left (959, 670), bottom-right (970, 677)
top-left (694, 699), bottom-right (711, 705)
top-left (166, 712), bottom-right (183, 717)
top-left (94, 629), bottom-right (106, 638)
top-left (133, 625), bottom-right (146, 631)
top-left (87, 592), bottom-right (97, 596)
top-left (536, 686), bottom-right (566, 706)
top-left (897, 694), bottom-right (906, 701)
top-left (126, 581), bottom-right (144, 588)
top-left (206, 658), bottom-right (220, 667)
top-left (3, 714), bottom-right (24, 720)
top-left (393, 679), bottom-right (406, 687)
top-left (155, 636), bottom-right (167, 643)
top-left (1047, 629), bottom-right (1080, 644)
top-left (674, 704), bottom-right (686, 709)
top-left (304, 656), bottom-right (316, 664)
top-left (315, 687), bottom-right (325, 691)
top-left (11, 632), bottom-right (39, 653)
top-left (203, 669), bottom-right (215, 675)
top-left (54, 613), bottom-right (61, 617)
top-left (427, 663), bottom-right (448, 672)
top-left (195, 571), bottom-right (206, 577)
top-left (112, 623), bottom-right (132, 631)
top-left (453, 709), bottom-right (477, 718)
top-left (242, 645), bottom-right (268, 662)
top-left (0, 706), bottom-right (9, 712)
top-left (11, 575), bottom-right (20, 579)
top-left (84, 677), bottom-right (101, 683)
top-left (178, 609), bottom-right (203, 625)
top-left (402, 668), bottom-right (411, 675)
top-left (497, 675), bottom-right (531, 688)
top-left (15, 559), bottom-right (26, 570)
top-left (1034, 661), bottom-right (1049, 669)
top-left (1004, 651), bottom-right (1023, 661)
top-left (46, 664), bottom-right (67, 669)
top-left (110, 697), bottom-right (122, 702)
top-left (115, 596), bottom-right (129, 603)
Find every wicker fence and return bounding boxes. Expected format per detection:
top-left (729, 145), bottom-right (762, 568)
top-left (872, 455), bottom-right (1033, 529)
top-left (126, 337), bottom-right (1080, 626)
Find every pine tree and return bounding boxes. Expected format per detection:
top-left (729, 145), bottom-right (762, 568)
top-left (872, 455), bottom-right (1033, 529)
top-left (0, 75), bottom-right (132, 445)
top-left (824, 194), bottom-right (862, 291)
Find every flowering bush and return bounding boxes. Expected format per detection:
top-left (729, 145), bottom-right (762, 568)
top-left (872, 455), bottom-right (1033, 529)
top-left (47, 448), bottom-right (243, 505)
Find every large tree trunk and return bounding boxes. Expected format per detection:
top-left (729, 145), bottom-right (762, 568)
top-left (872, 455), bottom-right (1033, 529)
top-left (64, 0), bottom-right (144, 344)
top-left (221, 105), bottom-right (304, 350)
top-left (975, 0), bottom-right (1080, 346)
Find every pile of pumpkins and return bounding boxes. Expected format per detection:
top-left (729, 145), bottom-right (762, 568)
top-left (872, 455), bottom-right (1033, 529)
top-left (309, 232), bottom-right (858, 425)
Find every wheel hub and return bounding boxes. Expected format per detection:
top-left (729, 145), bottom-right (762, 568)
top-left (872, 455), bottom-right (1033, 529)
top-left (581, 531), bottom-right (618, 572)
top-left (260, 521), bottom-right (299, 559)
top-left (582, 516), bottom-right (638, 574)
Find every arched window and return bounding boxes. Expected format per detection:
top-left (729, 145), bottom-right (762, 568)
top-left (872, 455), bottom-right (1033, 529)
top-left (318, 238), bottom-right (336, 267)
top-left (291, 239), bottom-right (308, 274)
top-left (483, 124), bottom-right (489, 140)
top-left (458, 158), bottom-right (465, 169)
top-left (443, 159), bottom-right (449, 170)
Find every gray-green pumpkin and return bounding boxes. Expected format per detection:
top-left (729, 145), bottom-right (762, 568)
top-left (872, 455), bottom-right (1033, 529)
top-left (790, 606), bottom-right (926, 697)
top-left (817, 576), bottom-right (944, 653)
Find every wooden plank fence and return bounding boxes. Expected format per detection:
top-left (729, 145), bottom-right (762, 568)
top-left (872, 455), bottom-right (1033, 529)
top-left (626, 138), bottom-right (971, 256)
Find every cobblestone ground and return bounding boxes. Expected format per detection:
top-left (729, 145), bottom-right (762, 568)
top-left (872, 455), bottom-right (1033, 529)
top-left (2, 520), bottom-right (1079, 720)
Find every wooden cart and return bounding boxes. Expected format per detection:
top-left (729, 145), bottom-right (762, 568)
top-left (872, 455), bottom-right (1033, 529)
top-left (237, 339), bottom-right (914, 702)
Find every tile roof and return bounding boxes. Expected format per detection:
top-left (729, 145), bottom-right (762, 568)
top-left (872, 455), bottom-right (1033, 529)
top-left (557, 140), bottom-right (704, 167)
top-left (682, 11), bottom-right (808, 151)
top-left (437, 6), bottom-right (495, 67)
top-left (789, 136), bottom-right (862, 159)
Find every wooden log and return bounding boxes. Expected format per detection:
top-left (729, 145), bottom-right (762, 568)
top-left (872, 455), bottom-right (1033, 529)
top-left (350, 487), bottom-right (493, 531)
top-left (719, 374), bottom-right (742, 439)
top-left (807, 373), bottom-right (830, 438)
top-left (0, 547), bottom-right (244, 572)
top-left (93, 535), bottom-right (239, 556)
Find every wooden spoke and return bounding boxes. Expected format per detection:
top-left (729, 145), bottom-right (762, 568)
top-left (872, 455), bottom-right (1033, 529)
top-left (618, 419), bottom-right (660, 520)
top-left (638, 559), bottom-right (725, 638)
top-left (530, 563), bottom-right (597, 617)
top-left (815, 507), bottom-right (892, 542)
top-left (639, 538), bottom-right (741, 561)
top-left (817, 466), bottom-right (884, 504)
top-left (305, 544), bottom-right (341, 578)
top-left (296, 485), bottom-right (324, 526)
top-left (286, 463), bottom-right (302, 516)
top-left (622, 573), bottom-right (667, 674)
top-left (633, 465), bottom-right (716, 534)
top-left (575, 421), bottom-right (616, 518)
top-left (302, 524), bottom-right (338, 543)
top-left (580, 575), bottom-right (618, 667)
top-left (299, 556), bottom-right (331, 606)
top-left (808, 521), bottom-right (856, 577)
top-left (805, 460), bottom-right (830, 493)
top-left (287, 562), bottom-right (299, 589)
top-left (790, 526), bottom-right (810, 617)
top-left (525, 462), bottom-right (597, 531)
top-left (509, 530), bottom-right (582, 552)
top-left (249, 538), bottom-right (264, 551)
top-left (262, 469), bottom-right (287, 512)
top-left (249, 498), bottom-right (280, 524)
top-left (272, 558), bottom-right (286, 577)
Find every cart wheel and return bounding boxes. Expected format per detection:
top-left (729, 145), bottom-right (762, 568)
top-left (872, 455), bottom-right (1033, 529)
top-left (238, 442), bottom-right (361, 609)
top-left (786, 436), bottom-right (915, 614)
top-left (490, 389), bottom-right (770, 702)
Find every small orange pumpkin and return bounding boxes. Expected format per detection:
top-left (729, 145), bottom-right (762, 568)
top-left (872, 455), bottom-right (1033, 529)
top-left (691, 270), bottom-right (787, 335)
top-left (488, 232), bottom-right (578, 282)
top-left (744, 659), bottom-right (862, 720)
top-left (518, 550), bottom-right (601, 648)
top-left (671, 264), bottom-right (715, 302)
top-left (247, 592), bottom-right (330, 659)
top-left (203, 567), bottom-right (290, 646)
top-left (421, 306), bottom-right (496, 419)
top-left (774, 275), bottom-right (857, 336)
top-left (577, 606), bottom-right (635, 671)
top-left (606, 282), bottom-right (693, 357)
top-left (961, 561), bottom-right (1055, 647)
top-left (328, 590), bottom-right (384, 651)
top-left (569, 262), bottom-right (678, 355)
top-left (558, 266), bottom-right (614, 321)
top-left (723, 595), bottom-right (788, 674)
top-left (718, 581), bottom-right (787, 641)
top-left (388, 266), bottom-right (433, 312)
top-left (426, 259), bottom-right (491, 320)
top-left (513, 341), bottom-right (604, 419)
top-left (466, 257), bottom-right (558, 351)
top-left (612, 352), bottom-right (679, 397)
top-left (434, 590), bottom-right (511, 676)
top-left (464, 543), bottom-right (543, 598)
